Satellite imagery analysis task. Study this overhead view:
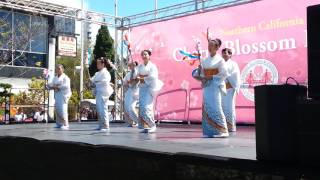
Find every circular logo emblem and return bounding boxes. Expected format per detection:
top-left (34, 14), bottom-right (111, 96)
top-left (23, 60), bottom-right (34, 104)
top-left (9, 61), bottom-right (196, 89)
top-left (241, 59), bottom-right (279, 101)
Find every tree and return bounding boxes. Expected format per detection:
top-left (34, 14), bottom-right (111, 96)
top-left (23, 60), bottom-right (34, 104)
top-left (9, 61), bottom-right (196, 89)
top-left (0, 83), bottom-right (12, 121)
top-left (0, 83), bottom-right (13, 104)
top-left (89, 25), bottom-right (115, 76)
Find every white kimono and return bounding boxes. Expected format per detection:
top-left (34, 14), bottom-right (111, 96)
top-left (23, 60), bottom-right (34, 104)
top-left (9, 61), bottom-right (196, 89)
top-left (137, 61), bottom-right (163, 130)
top-left (91, 68), bottom-right (113, 129)
top-left (193, 54), bottom-right (229, 137)
top-left (123, 69), bottom-right (139, 126)
top-left (49, 73), bottom-right (71, 127)
top-left (222, 59), bottom-right (241, 132)
top-left (137, 61), bottom-right (164, 97)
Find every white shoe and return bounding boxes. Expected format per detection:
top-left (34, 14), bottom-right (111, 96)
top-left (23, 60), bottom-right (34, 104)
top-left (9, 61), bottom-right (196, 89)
top-left (148, 126), bottom-right (157, 133)
top-left (60, 125), bottom-right (69, 130)
top-left (95, 124), bottom-right (109, 130)
top-left (141, 126), bottom-right (157, 133)
top-left (99, 128), bottom-right (108, 132)
top-left (213, 132), bottom-right (229, 138)
top-left (96, 127), bottom-right (109, 131)
top-left (127, 124), bottom-right (138, 127)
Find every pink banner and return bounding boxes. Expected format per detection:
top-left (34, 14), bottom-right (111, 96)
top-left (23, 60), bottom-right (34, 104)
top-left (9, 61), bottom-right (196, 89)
top-left (130, 0), bottom-right (318, 123)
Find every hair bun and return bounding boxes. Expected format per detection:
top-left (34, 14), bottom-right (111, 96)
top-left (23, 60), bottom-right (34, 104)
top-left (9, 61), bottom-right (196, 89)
top-left (215, 38), bottom-right (222, 47)
top-left (141, 49), bottom-right (152, 56)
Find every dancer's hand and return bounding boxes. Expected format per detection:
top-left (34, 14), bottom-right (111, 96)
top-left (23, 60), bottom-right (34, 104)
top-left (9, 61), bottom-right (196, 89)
top-left (124, 84), bottom-right (129, 90)
top-left (197, 65), bottom-right (202, 76)
top-left (130, 78), bottom-right (139, 84)
top-left (137, 77), bottom-right (145, 83)
top-left (47, 85), bottom-right (57, 90)
top-left (85, 81), bottom-right (91, 89)
top-left (52, 85), bottom-right (59, 91)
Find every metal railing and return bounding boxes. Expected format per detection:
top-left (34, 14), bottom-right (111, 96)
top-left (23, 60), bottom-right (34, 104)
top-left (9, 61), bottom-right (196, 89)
top-left (155, 88), bottom-right (188, 123)
top-left (154, 86), bottom-right (257, 124)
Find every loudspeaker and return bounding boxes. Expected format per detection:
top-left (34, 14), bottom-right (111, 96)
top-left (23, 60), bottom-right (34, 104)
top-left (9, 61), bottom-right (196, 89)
top-left (254, 85), bottom-right (307, 162)
top-left (307, 5), bottom-right (320, 100)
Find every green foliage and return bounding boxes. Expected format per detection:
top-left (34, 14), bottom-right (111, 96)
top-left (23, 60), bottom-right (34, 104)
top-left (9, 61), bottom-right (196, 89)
top-left (89, 25), bottom-right (115, 76)
top-left (68, 90), bottom-right (94, 107)
top-left (0, 108), bottom-right (4, 117)
top-left (0, 83), bottom-right (12, 91)
top-left (69, 90), bottom-right (79, 105)
top-left (14, 78), bottom-right (46, 106)
top-left (29, 77), bottom-right (45, 88)
top-left (0, 83), bottom-right (13, 105)
top-left (83, 90), bottom-right (94, 99)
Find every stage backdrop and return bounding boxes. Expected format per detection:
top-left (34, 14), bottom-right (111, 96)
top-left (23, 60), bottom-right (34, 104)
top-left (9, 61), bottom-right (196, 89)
top-left (130, 0), bottom-right (318, 123)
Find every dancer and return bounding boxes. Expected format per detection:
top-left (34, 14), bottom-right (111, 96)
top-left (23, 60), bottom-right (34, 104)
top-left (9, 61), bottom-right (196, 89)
top-left (90, 57), bottom-right (114, 131)
top-left (48, 64), bottom-right (72, 130)
top-left (123, 61), bottom-right (139, 127)
top-left (136, 50), bottom-right (163, 133)
top-left (192, 39), bottom-right (229, 137)
top-left (221, 48), bottom-right (241, 132)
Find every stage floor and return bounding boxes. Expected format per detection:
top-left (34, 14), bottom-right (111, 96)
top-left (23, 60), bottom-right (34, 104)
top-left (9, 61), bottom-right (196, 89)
top-left (0, 122), bottom-right (256, 160)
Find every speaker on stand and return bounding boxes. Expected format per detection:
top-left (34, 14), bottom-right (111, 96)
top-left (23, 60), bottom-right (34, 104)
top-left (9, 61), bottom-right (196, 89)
top-left (296, 5), bottom-right (320, 166)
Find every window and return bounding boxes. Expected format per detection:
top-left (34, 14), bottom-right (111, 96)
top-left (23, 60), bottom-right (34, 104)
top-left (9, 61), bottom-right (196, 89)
top-left (0, 10), bottom-right (12, 50)
top-left (31, 15), bottom-right (47, 53)
top-left (0, 9), bottom-right (48, 68)
top-left (0, 50), bottom-right (12, 65)
top-left (13, 51), bottom-right (46, 67)
top-left (27, 53), bottom-right (46, 68)
top-left (54, 16), bottom-right (75, 35)
top-left (13, 12), bottom-right (30, 51)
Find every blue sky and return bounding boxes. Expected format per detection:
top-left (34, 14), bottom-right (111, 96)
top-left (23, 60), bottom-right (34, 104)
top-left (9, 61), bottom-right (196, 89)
top-left (87, 0), bottom-right (191, 17)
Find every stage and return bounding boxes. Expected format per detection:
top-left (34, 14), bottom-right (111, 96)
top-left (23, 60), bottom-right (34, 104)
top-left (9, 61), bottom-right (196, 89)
top-left (0, 122), bottom-right (256, 160)
top-left (0, 122), bottom-right (317, 180)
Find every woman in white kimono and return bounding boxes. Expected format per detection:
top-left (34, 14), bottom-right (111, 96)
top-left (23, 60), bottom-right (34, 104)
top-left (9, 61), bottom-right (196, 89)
top-left (221, 48), bottom-right (241, 132)
top-left (123, 61), bottom-right (139, 127)
top-left (48, 64), bottom-right (71, 130)
top-left (90, 57), bottom-right (114, 131)
top-left (136, 50), bottom-right (163, 133)
top-left (192, 39), bottom-right (229, 138)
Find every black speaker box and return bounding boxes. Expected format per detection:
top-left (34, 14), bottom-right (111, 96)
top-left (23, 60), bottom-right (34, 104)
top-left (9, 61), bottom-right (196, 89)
top-left (254, 85), bottom-right (307, 162)
top-left (307, 5), bottom-right (320, 100)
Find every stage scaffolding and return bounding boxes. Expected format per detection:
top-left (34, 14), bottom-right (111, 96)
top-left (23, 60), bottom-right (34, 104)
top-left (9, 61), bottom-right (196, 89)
top-left (123, 0), bottom-right (259, 27)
